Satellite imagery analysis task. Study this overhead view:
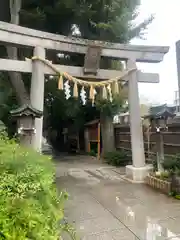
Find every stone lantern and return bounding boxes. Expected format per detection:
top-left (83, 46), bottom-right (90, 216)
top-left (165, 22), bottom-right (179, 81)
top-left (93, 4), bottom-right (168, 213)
top-left (10, 104), bottom-right (43, 147)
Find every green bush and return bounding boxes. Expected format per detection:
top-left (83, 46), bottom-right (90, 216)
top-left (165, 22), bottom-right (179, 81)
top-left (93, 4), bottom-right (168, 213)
top-left (103, 150), bottom-right (129, 166)
top-left (0, 135), bottom-right (76, 240)
top-left (152, 157), bottom-right (158, 172)
top-left (162, 154), bottom-right (180, 174)
top-left (160, 171), bottom-right (170, 180)
top-left (88, 149), bottom-right (97, 157)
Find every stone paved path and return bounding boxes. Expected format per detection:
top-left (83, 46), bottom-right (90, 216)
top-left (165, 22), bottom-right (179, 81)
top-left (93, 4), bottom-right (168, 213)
top-left (56, 156), bottom-right (180, 240)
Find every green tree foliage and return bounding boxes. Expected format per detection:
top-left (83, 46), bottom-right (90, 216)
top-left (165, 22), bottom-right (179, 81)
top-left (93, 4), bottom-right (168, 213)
top-left (0, 73), bottom-right (18, 136)
top-left (103, 149), bottom-right (130, 166)
top-left (96, 93), bottom-right (128, 118)
top-left (44, 78), bottom-right (99, 129)
top-left (0, 135), bottom-right (77, 239)
top-left (0, 0), bottom-right (153, 145)
top-left (20, 0), bottom-right (152, 41)
top-left (0, 73), bottom-right (12, 119)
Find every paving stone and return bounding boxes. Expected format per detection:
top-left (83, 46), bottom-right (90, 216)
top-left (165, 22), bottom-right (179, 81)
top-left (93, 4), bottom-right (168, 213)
top-left (65, 201), bottom-right (111, 221)
top-left (110, 228), bottom-right (139, 240)
top-left (75, 216), bottom-right (124, 236)
top-left (56, 157), bottom-right (180, 240)
top-left (82, 232), bottom-right (113, 240)
top-left (158, 217), bottom-right (180, 238)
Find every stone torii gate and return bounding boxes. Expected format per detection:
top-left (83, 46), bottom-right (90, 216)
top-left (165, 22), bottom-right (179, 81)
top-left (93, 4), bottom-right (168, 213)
top-left (0, 21), bottom-right (169, 182)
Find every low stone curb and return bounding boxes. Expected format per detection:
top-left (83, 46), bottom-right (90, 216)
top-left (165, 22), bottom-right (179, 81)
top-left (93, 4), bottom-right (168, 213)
top-left (145, 175), bottom-right (171, 194)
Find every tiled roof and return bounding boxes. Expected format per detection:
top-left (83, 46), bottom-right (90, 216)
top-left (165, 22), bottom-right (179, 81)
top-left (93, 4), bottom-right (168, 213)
top-left (144, 104), bottom-right (176, 119)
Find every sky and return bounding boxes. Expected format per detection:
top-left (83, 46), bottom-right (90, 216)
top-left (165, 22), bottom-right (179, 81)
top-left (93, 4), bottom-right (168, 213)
top-left (133, 0), bottom-right (180, 105)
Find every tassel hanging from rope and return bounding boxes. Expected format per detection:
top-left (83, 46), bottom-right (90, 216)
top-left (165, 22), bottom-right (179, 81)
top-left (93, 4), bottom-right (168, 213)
top-left (107, 84), bottom-right (113, 102)
top-left (102, 85), bottom-right (107, 99)
top-left (58, 75), bottom-right (63, 90)
top-left (112, 80), bottom-right (119, 95)
top-left (89, 85), bottom-right (94, 100)
top-left (73, 82), bottom-right (78, 98)
top-left (89, 85), bottom-right (95, 105)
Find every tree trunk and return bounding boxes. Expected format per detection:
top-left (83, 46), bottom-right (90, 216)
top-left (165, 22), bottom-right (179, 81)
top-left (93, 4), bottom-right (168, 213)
top-left (6, 0), bottom-right (30, 105)
top-left (100, 115), bottom-right (115, 155)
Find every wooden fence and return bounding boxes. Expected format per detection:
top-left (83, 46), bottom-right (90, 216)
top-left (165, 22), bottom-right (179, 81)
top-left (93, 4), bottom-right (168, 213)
top-left (114, 123), bottom-right (180, 160)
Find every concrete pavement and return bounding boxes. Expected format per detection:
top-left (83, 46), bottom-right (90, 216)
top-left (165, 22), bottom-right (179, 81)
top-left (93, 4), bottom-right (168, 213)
top-left (56, 156), bottom-right (180, 240)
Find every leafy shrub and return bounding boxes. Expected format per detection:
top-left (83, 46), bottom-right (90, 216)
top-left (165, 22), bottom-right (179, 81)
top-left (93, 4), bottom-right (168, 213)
top-left (160, 171), bottom-right (170, 179)
top-left (0, 135), bottom-right (76, 240)
top-left (103, 150), bottom-right (129, 166)
top-left (152, 157), bottom-right (158, 172)
top-left (155, 171), bottom-right (170, 180)
top-left (162, 154), bottom-right (180, 174)
top-left (174, 194), bottom-right (180, 200)
top-left (88, 149), bottom-right (97, 157)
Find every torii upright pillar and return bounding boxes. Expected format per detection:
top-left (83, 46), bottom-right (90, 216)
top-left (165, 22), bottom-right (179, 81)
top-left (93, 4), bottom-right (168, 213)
top-left (126, 59), bottom-right (153, 182)
top-left (30, 46), bottom-right (45, 151)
